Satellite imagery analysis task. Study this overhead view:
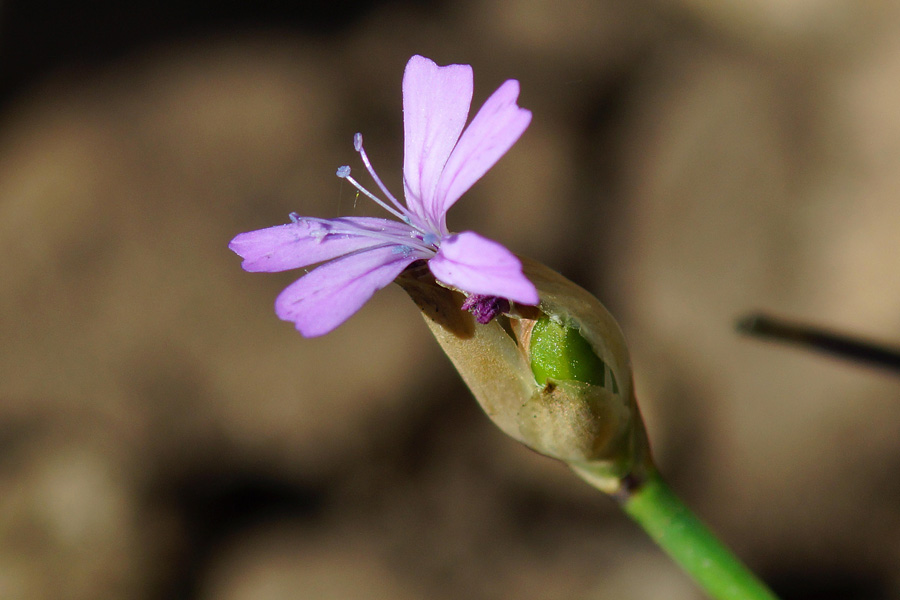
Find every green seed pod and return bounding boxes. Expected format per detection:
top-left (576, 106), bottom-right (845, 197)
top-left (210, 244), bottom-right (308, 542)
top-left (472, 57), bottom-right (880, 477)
top-left (528, 316), bottom-right (617, 389)
top-left (397, 257), bottom-right (652, 494)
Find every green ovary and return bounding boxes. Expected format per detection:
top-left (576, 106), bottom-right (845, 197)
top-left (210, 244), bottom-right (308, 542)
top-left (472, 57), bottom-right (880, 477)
top-left (529, 317), bottom-right (610, 388)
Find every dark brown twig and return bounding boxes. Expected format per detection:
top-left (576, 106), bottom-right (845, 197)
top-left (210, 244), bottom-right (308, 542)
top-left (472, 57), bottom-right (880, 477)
top-left (737, 312), bottom-right (900, 373)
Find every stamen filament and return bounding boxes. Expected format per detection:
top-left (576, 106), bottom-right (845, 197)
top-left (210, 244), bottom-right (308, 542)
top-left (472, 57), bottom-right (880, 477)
top-left (339, 172), bottom-right (411, 224)
top-left (296, 216), bottom-right (436, 255)
top-left (353, 133), bottom-right (412, 220)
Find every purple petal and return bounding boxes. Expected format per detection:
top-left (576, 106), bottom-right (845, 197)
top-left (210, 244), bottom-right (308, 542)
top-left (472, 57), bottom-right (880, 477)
top-left (229, 217), bottom-right (412, 273)
top-left (428, 231), bottom-right (539, 305)
top-left (274, 245), bottom-right (417, 337)
top-left (433, 80), bottom-right (531, 226)
top-left (402, 55), bottom-right (473, 227)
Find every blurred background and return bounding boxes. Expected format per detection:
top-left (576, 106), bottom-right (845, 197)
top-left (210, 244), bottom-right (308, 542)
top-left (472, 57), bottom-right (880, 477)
top-left (2, 0), bottom-right (900, 598)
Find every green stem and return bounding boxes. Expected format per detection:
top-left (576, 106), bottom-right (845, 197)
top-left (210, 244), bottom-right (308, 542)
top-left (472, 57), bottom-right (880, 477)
top-left (620, 470), bottom-right (780, 600)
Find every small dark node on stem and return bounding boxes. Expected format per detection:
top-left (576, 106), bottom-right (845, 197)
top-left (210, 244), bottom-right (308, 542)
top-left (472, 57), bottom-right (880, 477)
top-left (613, 470), bottom-right (649, 503)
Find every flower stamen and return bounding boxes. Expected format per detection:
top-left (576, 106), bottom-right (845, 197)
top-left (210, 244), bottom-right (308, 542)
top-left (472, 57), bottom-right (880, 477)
top-left (294, 216), bottom-right (435, 255)
top-left (336, 166), bottom-right (415, 226)
top-left (353, 133), bottom-right (412, 220)
top-left (392, 245), bottom-right (414, 258)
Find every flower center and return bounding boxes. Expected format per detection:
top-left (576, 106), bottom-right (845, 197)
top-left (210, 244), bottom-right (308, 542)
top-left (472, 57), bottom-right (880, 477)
top-left (290, 214), bottom-right (437, 256)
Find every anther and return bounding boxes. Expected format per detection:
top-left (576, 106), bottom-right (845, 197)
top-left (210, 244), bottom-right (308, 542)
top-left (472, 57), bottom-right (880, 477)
top-left (336, 165), bottom-right (351, 178)
top-left (392, 245), bottom-right (413, 258)
top-left (353, 133), bottom-right (363, 152)
top-left (423, 233), bottom-right (439, 247)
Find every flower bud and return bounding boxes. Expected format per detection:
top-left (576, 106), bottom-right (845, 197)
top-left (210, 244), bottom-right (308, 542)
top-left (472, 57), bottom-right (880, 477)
top-left (398, 257), bottom-right (652, 494)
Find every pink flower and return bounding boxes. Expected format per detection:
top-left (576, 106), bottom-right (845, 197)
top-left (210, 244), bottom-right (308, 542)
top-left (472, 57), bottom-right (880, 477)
top-left (229, 55), bottom-right (538, 337)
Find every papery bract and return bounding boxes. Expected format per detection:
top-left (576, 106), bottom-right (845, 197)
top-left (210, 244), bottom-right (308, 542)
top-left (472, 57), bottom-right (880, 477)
top-left (229, 55), bottom-right (538, 337)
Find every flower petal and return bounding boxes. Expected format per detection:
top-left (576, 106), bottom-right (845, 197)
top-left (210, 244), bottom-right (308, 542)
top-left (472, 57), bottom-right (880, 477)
top-left (428, 231), bottom-right (539, 305)
top-left (402, 55), bottom-right (473, 227)
top-left (229, 217), bottom-right (412, 273)
top-left (275, 245), bottom-right (417, 337)
top-left (433, 79), bottom-right (531, 226)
